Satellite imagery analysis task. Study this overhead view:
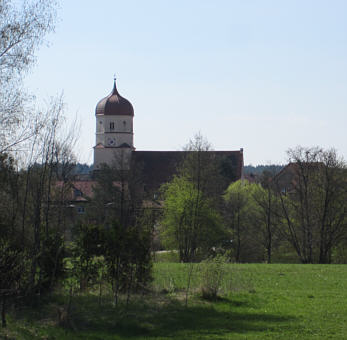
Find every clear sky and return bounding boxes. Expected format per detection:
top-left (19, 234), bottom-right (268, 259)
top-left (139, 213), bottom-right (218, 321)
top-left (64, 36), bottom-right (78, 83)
top-left (24, 0), bottom-right (347, 165)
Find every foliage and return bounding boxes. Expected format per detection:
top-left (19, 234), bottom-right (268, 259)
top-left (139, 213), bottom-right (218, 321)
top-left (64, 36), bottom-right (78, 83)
top-left (160, 134), bottom-right (228, 262)
top-left (103, 220), bottom-right (153, 304)
top-left (69, 223), bottom-right (104, 290)
top-left (0, 0), bottom-right (85, 327)
top-left (0, 153), bottom-right (18, 236)
top-left (0, 97), bottom-right (76, 303)
top-left (0, 239), bottom-right (30, 327)
top-left (224, 180), bottom-right (261, 262)
top-left (199, 254), bottom-right (228, 300)
top-left (90, 162), bottom-right (154, 304)
top-left (252, 171), bottom-right (281, 263)
top-left (37, 231), bottom-right (65, 291)
top-left (161, 175), bottom-right (226, 262)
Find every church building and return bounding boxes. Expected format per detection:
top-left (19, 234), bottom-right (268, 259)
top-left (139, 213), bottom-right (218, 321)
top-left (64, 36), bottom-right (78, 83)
top-left (93, 79), bottom-right (244, 193)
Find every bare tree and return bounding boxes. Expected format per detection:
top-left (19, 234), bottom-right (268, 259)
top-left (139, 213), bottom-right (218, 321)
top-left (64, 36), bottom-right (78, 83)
top-left (275, 146), bottom-right (347, 263)
top-left (0, 0), bottom-right (57, 153)
top-left (0, 0), bottom-right (57, 76)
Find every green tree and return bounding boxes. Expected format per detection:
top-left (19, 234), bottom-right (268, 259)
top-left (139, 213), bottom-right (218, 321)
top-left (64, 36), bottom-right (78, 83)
top-left (69, 223), bottom-right (104, 291)
top-left (224, 178), bottom-right (282, 263)
top-left (161, 176), bottom-right (225, 262)
top-left (0, 240), bottom-right (30, 328)
top-left (90, 157), bottom-right (153, 305)
top-left (0, 97), bottom-right (77, 299)
top-left (224, 180), bottom-right (258, 262)
top-left (0, 153), bottom-right (18, 238)
top-left (161, 134), bottom-right (228, 262)
top-left (252, 171), bottom-right (281, 263)
top-left (102, 218), bottom-right (152, 306)
top-left (160, 134), bottom-right (227, 262)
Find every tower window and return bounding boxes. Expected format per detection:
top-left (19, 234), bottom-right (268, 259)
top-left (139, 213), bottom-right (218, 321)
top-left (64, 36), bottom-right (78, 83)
top-left (110, 122), bottom-right (115, 130)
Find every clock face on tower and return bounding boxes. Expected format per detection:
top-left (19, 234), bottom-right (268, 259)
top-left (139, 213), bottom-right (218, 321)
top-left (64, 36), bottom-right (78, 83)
top-left (107, 137), bottom-right (116, 146)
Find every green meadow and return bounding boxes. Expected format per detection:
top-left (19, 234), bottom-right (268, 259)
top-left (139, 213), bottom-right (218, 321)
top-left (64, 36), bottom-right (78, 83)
top-left (2, 263), bottom-right (347, 340)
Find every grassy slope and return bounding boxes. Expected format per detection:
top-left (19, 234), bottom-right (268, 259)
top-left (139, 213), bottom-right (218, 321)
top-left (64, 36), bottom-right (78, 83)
top-left (2, 264), bottom-right (347, 340)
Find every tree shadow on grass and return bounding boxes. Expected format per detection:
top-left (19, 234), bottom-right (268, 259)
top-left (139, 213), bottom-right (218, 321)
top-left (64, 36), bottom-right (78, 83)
top-left (135, 304), bottom-right (295, 339)
top-left (47, 294), bottom-right (297, 339)
top-left (11, 293), bottom-right (297, 339)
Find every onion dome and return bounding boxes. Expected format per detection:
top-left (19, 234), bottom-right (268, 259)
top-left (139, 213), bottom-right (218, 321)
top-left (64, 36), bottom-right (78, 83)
top-left (95, 79), bottom-right (134, 116)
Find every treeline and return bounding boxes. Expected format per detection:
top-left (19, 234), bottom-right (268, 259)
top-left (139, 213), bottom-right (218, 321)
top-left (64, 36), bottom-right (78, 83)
top-left (243, 164), bottom-right (283, 175)
top-left (1, 0), bottom-right (347, 330)
top-left (0, 0), bottom-right (62, 327)
top-left (159, 142), bottom-right (347, 264)
top-left (72, 163), bottom-right (93, 175)
top-left (70, 164), bottom-right (282, 177)
top-left (0, 147), bottom-right (154, 326)
top-left (0, 99), bottom-right (77, 326)
top-left (0, 1), bottom-right (152, 327)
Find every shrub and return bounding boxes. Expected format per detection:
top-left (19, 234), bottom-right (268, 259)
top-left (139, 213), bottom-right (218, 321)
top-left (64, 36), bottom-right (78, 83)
top-left (199, 254), bottom-right (228, 300)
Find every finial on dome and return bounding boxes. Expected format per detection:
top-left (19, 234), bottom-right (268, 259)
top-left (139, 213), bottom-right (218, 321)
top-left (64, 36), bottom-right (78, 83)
top-left (112, 75), bottom-right (118, 94)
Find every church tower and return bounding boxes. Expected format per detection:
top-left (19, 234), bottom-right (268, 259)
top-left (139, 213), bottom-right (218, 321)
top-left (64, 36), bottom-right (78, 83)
top-left (93, 79), bottom-right (134, 169)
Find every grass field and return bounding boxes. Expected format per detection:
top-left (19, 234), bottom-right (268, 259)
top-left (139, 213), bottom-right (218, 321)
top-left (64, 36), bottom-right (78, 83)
top-left (1, 263), bottom-right (347, 339)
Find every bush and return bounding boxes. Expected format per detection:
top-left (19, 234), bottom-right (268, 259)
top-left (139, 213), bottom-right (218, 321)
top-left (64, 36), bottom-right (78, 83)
top-left (199, 254), bottom-right (228, 300)
top-left (0, 239), bottom-right (30, 327)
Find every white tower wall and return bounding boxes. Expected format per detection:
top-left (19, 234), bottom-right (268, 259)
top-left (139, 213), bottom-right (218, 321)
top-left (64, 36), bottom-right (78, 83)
top-left (93, 80), bottom-right (134, 170)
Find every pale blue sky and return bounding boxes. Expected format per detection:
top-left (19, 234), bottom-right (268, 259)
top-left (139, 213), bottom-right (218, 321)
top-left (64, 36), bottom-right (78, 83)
top-left (25, 0), bottom-right (347, 165)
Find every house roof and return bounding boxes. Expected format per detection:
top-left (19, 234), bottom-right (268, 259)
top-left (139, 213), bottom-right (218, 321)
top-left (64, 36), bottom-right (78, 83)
top-left (273, 162), bottom-right (331, 193)
top-left (132, 150), bottom-right (243, 192)
top-left (57, 150), bottom-right (244, 201)
top-left (55, 180), bottom-right (97, 202)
